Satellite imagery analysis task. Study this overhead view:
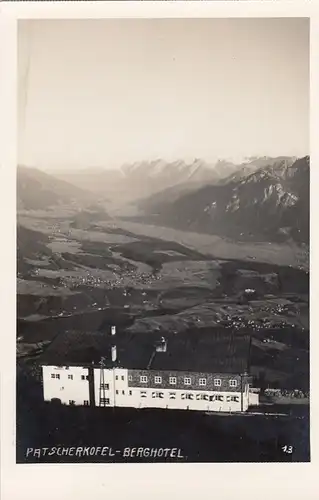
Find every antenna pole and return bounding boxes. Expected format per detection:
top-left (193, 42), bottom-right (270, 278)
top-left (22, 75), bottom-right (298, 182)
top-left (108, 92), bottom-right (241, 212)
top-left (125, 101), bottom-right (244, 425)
top-left (99, 357), bottom-right (106, 407)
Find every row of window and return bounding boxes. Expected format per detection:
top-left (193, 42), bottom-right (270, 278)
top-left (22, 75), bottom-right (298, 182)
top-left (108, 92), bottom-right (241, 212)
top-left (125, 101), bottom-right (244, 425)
top-left (139, 391), bottom-right (240, 402)
top-left (51, 374), bottom-right (89, 381)
top-left (69, 392), bottom-right (240, 406)
top-left (101, 386), bottom-right (132, 394)
top-left (136, 375), bottom-right (238, 388)
top-left (52, 375), bottom-right (126, 382)
top-left (69, 400), bottom-right (89, 406)
top-left (101, 390), bottom-right (133, 400)
top-left (52, 374), bottom-right (237, 388)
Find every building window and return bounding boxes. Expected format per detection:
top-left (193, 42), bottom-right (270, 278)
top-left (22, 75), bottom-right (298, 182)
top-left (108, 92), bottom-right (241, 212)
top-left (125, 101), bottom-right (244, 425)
top-left (122, 390), bottom-right (125, 395)
top-left (100, 398), bottom-right (110, 405)
top-left (229, 380), bottom-right (237, 388)
top-left (128, 375), bottom-right (133, 382)
top-left (68, 375), bottom-right (73, 380)
top-left (214, 379), bottom-right (222, 387)
top-left (184, 377), bottom-right (191, 385)
top-left (152, 391), bottom-right (164, 399)
top-left (140, 375), bottom-right (148, 383)
top-left (55, 374), bottom-right (60, 380)
top-left (51, 374), bottom-right (55, 379)
top-left (129, 390), bottom-right (132, 396)
top-left (169, 377), bottom-right (177, 385)
top-left (230, 395), bottom-right (239, 402)
top-left (81, 375), bottom-right (88, 381)
top-left (69, 400), bottom-right (75, 405)
top-left (140, 391), bottom-right (147, 398)
top-left (100, 383), bottom-right (109, 390)
top-left (154, 376), bottom-right (162, 384)
top-left (116, 390), bottom-right (119, 395)
top-left (83, 400), bottom-right (89, 406)
top-left (199, 378), bottom-right (206, 386)
top-left (121, 376), bottom-right (124, 381)
top-left (116, 376), bottom-right (118, 380)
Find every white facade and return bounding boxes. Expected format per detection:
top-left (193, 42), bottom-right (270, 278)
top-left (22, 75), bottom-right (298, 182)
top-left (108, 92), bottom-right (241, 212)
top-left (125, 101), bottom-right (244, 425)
top-left (93, 367), bottom-right (114, 407)
top-left (248, 389), bottom-right (260, 406)
top-left (119, 387), bottom-right (249, 412)
top-left (42, 365), bottom-right (259, 412)
top-left (42, 365), bottom-right (90, 406)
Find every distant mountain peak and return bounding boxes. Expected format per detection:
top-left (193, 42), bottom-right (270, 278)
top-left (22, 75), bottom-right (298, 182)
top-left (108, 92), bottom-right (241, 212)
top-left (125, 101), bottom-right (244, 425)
top-left (140, 156), bottom-right (309, 244)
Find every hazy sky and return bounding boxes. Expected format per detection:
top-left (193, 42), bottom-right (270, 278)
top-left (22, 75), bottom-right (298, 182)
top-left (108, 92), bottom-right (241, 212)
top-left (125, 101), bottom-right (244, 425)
top-left (18, 18), bottom-right (309, 170)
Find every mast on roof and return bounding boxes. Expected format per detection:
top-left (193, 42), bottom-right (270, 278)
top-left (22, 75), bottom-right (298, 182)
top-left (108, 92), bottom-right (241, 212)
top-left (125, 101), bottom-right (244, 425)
top-left (99, 356), bottom-right (106, 407)
top-left (111, 345), bottom-right (117, 363)
top-left (156, 336), bottom-right (167, 353)
top-left (111, 325), bottom-right (117, 363)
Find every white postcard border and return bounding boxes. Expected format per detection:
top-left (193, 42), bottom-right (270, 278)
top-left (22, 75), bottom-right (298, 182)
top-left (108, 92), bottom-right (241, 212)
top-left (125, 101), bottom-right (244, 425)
top-left (0, 2), bottom-right (318, 500)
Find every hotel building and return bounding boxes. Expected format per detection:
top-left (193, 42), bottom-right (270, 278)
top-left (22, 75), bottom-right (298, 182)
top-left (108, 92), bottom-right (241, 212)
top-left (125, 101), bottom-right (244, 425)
top-left (40, 327), bottom-right (259, 413)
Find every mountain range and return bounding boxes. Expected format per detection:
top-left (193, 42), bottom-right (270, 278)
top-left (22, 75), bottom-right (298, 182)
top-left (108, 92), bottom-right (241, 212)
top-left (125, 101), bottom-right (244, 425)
top-left (52, 159), bottom-right (239, 202)
top-left (139, 156), bottom-right (309, 243)
top-left (17, 155), bottom-right (309, 244)
top-left (137, 156), bottom-right (298, 211)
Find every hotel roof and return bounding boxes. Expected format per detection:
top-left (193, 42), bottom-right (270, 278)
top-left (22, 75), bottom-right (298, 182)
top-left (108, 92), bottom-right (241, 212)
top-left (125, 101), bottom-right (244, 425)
top-left (39, 328), bottom-right (252, 374)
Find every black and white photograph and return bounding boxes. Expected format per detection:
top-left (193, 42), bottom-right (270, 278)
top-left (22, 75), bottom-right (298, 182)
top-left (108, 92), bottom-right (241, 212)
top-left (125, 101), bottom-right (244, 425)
top-left (16, 17), bottom-right (310, 463)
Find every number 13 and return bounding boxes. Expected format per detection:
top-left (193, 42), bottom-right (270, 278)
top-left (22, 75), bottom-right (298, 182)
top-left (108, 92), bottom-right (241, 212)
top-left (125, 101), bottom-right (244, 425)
top-left (282, 445), bottom-right (293, 454)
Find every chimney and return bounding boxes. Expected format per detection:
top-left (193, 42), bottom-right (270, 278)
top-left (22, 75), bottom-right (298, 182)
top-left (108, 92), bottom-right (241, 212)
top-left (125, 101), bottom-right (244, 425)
top-left (111, 326), bottom-right (116, 336)
top-left (156, 336), bottom-right (167, 353)
top-left (111, 345), bottom-right (117, 362)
